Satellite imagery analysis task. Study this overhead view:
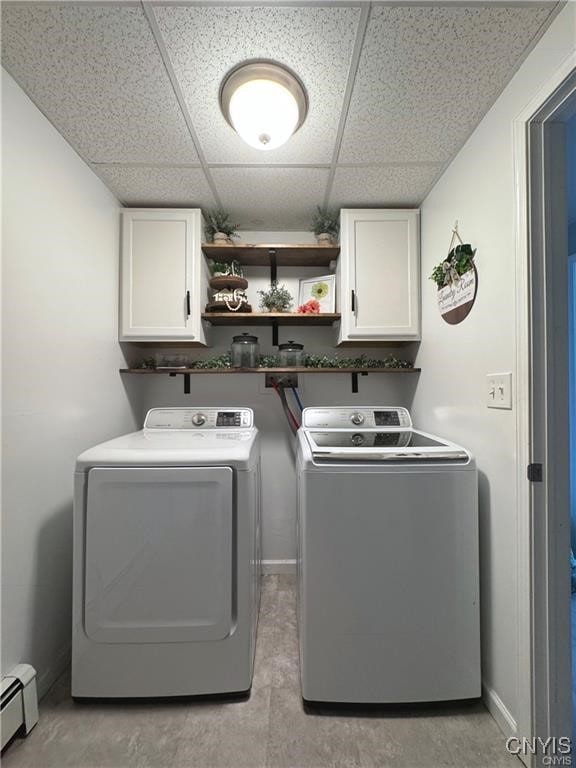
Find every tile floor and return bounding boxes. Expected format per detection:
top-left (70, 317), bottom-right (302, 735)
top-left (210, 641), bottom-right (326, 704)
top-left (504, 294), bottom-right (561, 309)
top-left (3, 575), bottom-right (521, 768)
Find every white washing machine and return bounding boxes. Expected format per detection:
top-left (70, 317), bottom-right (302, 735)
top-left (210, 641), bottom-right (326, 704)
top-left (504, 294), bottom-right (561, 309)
top-left (296, 406), bottom-right (480, 704)
top-left (72, 407), bottom-right (261, 699)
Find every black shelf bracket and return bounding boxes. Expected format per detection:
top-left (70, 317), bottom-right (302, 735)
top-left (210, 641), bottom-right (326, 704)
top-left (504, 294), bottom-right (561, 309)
top-left (269, 248), bottom-right (279, 346)
top-left (351, 371), bottom-right (368, 393)
top-left (269, 249), bottom-right (277, 284)
top-left (170, 371), bottom-right (191, 394)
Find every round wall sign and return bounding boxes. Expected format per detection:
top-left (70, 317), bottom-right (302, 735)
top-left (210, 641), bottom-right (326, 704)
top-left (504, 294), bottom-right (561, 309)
top-left (437, 264), bottom-right (478, 325)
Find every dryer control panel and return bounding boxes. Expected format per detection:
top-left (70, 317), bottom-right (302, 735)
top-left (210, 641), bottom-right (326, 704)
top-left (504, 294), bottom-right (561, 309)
top-left (144, 407), bottom-right (253, 430)
top-left (302, 407), bottom-right (412, 429)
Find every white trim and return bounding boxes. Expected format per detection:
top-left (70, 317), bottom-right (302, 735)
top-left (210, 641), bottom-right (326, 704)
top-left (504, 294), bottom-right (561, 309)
top-left (513, 113), bottom-right (533, 757)
top-left (513, 51), bottom-right (576, 761)
top-left (262, 559), bottom-right (297, 575)
top-left (482, 683), bottom-right (518, 738)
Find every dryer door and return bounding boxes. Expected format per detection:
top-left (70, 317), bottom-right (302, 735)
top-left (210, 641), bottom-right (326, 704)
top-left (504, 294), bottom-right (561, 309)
top-left (84, 466), bottom-right (233, 643)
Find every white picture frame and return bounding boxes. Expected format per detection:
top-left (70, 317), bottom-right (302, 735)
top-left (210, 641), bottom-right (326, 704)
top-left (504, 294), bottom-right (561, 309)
top-left (298, 275), bottom-right (336, 313)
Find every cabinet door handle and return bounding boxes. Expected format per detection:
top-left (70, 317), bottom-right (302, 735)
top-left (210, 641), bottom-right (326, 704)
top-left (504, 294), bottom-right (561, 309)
top-left (351, 290), bottom-right (356, 313)
top-left (186, 290), bottom-right (191, 318)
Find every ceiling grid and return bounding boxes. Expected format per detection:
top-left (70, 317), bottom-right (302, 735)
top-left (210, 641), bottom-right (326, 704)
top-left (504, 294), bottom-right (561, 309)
top-left (0, 0), bottom-right (560, 228)
top-left (142, 0), bottom-right (223, 207)
top-left (322, 1), bottom-right (371, 210)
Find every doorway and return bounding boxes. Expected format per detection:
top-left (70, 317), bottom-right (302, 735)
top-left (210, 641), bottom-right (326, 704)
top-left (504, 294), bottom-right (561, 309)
top-left (516, 63), bottom-right (576, 767)
top-left (568, 110), bottom-right (576, 747)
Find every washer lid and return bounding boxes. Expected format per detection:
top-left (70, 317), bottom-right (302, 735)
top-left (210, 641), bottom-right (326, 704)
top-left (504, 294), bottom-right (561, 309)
top-left (76, 428), bottom-right (258, 471)
top-left (304, 429), bottom-right (469, 462)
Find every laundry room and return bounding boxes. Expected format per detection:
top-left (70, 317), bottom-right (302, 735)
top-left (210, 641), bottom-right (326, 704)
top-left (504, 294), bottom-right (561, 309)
top-left (2, 2), bottom-right (576, 768)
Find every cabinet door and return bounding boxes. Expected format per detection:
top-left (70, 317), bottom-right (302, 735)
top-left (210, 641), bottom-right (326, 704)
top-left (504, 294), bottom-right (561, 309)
top-left (340, 209), bottom-right (420, 341)
top-left (120, 209), bottom-right (203, 341)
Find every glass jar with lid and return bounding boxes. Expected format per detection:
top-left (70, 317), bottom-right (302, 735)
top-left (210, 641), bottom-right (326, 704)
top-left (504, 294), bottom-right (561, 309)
top-left (278, 340), bottom-right (305, 367)
top-left (231, 333), bottom-right (260, 368)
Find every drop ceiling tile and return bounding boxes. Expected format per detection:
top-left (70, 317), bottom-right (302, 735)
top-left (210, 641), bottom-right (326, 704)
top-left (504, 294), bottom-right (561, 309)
top-left (93, 165), bottom-right (216, 208)
top-left (153, 5), bottom-right (361, 165)
top-left (211, 167), bottom-right (329, 230)
top-left (1, 5), bottom-right (199, 164)
top-left (339, 4), bottom-right (556, 164)
top-left (329, 165), bottom-right (442, 209)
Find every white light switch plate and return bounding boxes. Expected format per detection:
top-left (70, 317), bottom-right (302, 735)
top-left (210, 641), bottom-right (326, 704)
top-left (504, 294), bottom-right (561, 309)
top-left (486, 372), bottom-right (512, 409)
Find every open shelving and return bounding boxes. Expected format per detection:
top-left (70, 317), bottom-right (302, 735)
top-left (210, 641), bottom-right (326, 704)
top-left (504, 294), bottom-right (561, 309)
top-left (202, 312), bottom-right (340, 326)
top-left (120, 366), bottom-right (421, 394)
top-left (121, 367), bottom-right (420, 375)
top-left (202, 243), bottom-right (339, 268)
top-left (202, 243), bottom-right (340, 343)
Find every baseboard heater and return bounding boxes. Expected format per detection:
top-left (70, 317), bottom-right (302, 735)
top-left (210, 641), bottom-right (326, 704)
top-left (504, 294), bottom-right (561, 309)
top-left (1, 665), bottom-right (39, 750)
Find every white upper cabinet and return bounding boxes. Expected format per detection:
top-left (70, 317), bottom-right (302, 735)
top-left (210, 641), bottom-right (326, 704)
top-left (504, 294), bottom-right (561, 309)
top-left (338, 209), bottom-right (420, 342)
top-left (120, 209), bottom-right (207, 343)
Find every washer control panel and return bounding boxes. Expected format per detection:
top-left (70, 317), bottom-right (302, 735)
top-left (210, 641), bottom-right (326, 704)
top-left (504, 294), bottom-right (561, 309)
top-left (144, 407), bottom-right (253, 430)
top-left (302, 407), bottom-right (412, 429)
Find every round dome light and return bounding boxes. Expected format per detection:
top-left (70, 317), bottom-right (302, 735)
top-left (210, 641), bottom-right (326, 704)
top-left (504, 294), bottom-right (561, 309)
top-left (220, 61), bottom-right (308, 151)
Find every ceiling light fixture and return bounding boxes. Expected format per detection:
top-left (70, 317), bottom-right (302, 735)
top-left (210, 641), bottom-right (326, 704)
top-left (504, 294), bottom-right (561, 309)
top-left (219, 61), bottom-right (308, 151)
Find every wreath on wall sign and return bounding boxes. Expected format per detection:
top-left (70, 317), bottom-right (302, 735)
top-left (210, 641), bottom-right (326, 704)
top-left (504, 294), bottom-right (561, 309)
top-left (430, 222), bottom-right (478, 325)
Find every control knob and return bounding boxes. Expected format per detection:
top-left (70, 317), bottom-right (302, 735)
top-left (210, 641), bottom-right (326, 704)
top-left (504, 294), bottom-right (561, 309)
top-left (350, 412), bottom-right (364, 425)
top-left (191, 413), bottom-right (207, 426)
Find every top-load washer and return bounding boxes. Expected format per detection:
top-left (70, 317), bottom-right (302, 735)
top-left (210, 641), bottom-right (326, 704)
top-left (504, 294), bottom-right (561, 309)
top-left (72, 407), bottom-right (260, 699)
top-left (296, 406), bottom-right (480, 704)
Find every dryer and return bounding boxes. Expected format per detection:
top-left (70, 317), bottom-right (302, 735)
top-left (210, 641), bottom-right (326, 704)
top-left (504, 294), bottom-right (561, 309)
top-left (72, 407), bottom-right (261, 698)
top-left (296, 406), bottom-right (480, 704)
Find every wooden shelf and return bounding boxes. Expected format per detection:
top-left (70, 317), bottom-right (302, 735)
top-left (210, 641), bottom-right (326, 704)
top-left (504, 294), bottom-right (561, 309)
top-left (202, 243), bottom-right (339, 267)
top-left (121, 364), bottom-right (420, 394)
top-left (208, 275), bottom-right (248, 290)
top-left (202, 312), bottom-right (340, 326)
top-left (120, 367), bottom-right (421, 375)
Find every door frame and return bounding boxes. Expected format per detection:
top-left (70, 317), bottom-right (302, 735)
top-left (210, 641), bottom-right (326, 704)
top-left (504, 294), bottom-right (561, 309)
top-left (514, 54), bottom-right (576, 765)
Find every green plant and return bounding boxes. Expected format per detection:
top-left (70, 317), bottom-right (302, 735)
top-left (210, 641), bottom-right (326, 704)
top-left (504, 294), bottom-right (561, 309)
top-left (257, 282), bottom-right (293, 313)
top-left (209, 259), bottom-right (244, 277)
top-left (430, 264), bottom-right (445, 288)
top-left (190, 353), bottom-right (232, 369)
top-left (303, 354), bottom-right (413, 369)
top-left (310, 206), bottom-right (339, 238)
top-left (137, 352), bottom-right (413, 370)
top-left (430, 243), bottom-right (476, 288)
top-left (204, 208), bottom-right (240, 240)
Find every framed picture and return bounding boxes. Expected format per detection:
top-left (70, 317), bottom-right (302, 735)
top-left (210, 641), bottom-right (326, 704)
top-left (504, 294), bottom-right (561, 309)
top-left (298, 275), bottom-right (336, 313)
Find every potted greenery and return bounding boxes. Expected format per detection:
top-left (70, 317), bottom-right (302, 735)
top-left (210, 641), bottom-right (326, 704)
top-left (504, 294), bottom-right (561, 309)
top-left (209, 259), bottom-right (244, 277)
top-left (204, 208), bottom-right (240, 243)
top-left (430, 243), bottom-right (476, 288)
top-left (257, 282), bottom-right (293, 313)
top-left (310, 206), bottom-right (339, 245)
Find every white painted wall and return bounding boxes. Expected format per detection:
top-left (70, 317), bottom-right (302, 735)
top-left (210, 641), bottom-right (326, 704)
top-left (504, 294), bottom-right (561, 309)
top-left (411, 5), bottom-right (576, 734)
top-left (141, 230), bottom-right (419, 563)
top-left (1, 70), bottom-right (140, 695)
